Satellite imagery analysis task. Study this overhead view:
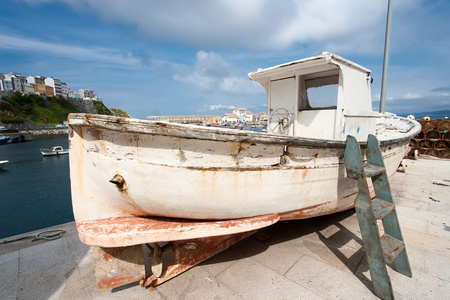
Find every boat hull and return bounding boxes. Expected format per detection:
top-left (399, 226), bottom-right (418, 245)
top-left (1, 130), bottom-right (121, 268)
top-left (40, 148), bottom-right (69, 156)
top-left (0, 135), bottom-right (20, 145)
top-left (68, 114), bottom-right (418, 227)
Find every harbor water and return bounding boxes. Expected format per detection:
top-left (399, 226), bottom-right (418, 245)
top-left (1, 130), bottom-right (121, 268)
top-left (0, 126), bottom-right (265, 240)
top-left (0, 134), bottom-right (73, 239)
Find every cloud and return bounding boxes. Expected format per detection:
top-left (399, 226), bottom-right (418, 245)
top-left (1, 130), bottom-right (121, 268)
top-left (0, 33), bottom-right (139, 66)
top-left (48, 0), bottom-right (395, 54)
top-left (173, 50), bottom-right (262, 94)
top-left (402, 92), bottom-right (422, 99)
top-left (207, 104), bottom-right (235, 111)
top-left (431, 86), bottom-right (450, 96)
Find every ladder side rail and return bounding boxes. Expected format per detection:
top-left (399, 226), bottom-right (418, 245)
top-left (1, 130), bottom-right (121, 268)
top-left (354, 185), bottom-right (394, 298)
top-left (366, 134), bottom-right (412, 278)
top-left (367, 134), bottom-right (394, 203)
top-left (383, 211), bottom-right (413, 277)
top-left (345, 135), bottom-right (395, 299)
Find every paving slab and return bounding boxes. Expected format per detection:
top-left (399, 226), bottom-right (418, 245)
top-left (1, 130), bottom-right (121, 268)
top-left (0, 157), bottom-right (449, 299)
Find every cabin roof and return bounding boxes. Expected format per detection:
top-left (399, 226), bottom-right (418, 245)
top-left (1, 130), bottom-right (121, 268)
top-left (248, 52), bottom-right (371, 82)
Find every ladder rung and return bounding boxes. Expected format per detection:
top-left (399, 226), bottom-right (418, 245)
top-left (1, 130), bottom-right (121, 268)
top-left (363, 162), bottom-right (385, 177)
top-left (372, 198), bottom-right (395, 220)
top-left (380, 234), bottom-right (405, 264)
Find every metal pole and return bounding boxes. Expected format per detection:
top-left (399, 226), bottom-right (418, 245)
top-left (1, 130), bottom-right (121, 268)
top-left (379, 0), bottom-right (393, 113)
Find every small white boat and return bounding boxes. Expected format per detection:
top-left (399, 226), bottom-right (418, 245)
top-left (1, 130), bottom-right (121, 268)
top-left (68, 52), bottom-right (421, 247)
top-left (40, 146), bottom-right (69, 156)
top-left (0, 160), bottom-right (8, 167)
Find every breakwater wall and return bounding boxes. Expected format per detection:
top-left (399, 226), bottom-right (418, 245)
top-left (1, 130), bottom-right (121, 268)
top-left (409, 119), bottom-right (450, 159)
top-left (19, 128), bottom-right (69, 136)
top-left (2, 128), bottom-right (68, 141)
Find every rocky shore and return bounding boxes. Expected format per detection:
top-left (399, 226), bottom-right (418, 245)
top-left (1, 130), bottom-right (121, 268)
top-left (19, 128), bottom-right (69, 136)
top-left (1, 127), bottom-right (68, 142)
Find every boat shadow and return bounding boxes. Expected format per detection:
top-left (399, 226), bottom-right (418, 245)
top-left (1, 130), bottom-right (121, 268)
top-left (200, 208), bottom-right (374, 293)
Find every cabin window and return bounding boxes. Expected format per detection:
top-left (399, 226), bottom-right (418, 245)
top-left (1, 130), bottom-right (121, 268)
top-left (300, 74), bottom-right (339, 110)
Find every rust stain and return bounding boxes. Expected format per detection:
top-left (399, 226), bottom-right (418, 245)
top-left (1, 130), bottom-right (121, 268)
top-left (279, 202), bottom-right (330, 221)
top-left (77, 213), bottom-right (279, 247)
top-left (301, 169), bottom-right (307, 181)
top-left (102, 252), bottom-right (113, 261)
top-left (109, 174), bottom-right (126, 191)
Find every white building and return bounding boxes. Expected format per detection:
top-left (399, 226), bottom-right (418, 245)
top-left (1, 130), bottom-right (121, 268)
top-left (232, 108), bottom-right (253, 122)
top-left (0, 79), bottom-right (14, 92)
top-left (222, 113), bottom-right (238, 124)
top-left (45, 77), bottom-right (62, 97)
top-left (79, 88), bottom-right (95, 99)
top-left (61, 82), bottom-right (70, 98)
top-left (26, 76), bottom-right (45, 84)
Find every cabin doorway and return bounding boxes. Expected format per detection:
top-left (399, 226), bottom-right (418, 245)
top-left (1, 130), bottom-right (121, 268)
top-left (268, 77), bottom-right (297, 135)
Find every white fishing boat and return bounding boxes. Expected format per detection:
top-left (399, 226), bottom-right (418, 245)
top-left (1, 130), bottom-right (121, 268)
top-left (40, 146), bottom-right (69, 156)
top-left (68, 52), bottom-right (420, 248)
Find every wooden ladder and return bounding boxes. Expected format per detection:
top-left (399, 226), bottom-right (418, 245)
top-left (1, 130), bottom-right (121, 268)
top-left (344, 134), bottom-right (412, 300)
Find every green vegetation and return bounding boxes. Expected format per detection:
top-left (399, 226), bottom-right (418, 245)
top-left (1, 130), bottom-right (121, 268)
top-left (110, 108), bottom-right (131, 118)
top-left (0, 92), bottom-right (80, 124)
top-left (92, 100), bottom-right (112, 116)
top-left (0, 92), bottom-right (130, 125)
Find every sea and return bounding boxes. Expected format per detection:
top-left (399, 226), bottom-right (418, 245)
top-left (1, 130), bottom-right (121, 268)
top-left (0, 134), bottom-right (73, 239)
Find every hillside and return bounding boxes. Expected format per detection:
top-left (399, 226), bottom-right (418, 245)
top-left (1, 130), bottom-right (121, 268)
top-left (110, 108), bottom-right (131, 118)
top-left (0, 92), bottom-right (127, 125)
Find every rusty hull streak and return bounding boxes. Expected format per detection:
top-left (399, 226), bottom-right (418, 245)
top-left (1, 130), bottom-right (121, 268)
top-left (278, 193), bottom-right (357, 221)
top-left (279, 202), bottom-right (331, 221)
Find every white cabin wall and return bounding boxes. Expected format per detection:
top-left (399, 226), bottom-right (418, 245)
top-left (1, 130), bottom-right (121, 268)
top-left (296, 110), bottom-right (336, 139)
top-left (336, 64), bottom-right (377, 141)
top-left (333, 69), bottom-right (345, 140)
top-left (340, 64), bottom-right (372, 112)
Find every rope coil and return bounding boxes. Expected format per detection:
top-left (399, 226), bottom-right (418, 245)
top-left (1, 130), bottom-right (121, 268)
top-left (1, 229), bottom-right (66, 244)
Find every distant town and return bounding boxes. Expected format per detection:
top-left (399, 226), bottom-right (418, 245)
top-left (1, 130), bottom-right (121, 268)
top-left (1, 71), bottom-right (268, 125)
top-left (148, 107), bottom-right (268, 125)
top-left (0, 71), bottom-right (100, 101)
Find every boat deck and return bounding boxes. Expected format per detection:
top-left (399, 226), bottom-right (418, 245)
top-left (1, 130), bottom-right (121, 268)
top-left (1, 156), bottom-right (449, 299)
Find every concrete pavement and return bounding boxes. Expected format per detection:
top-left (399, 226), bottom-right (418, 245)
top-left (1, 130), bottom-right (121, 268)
top-left (1, 156), bottom-right (449, 299)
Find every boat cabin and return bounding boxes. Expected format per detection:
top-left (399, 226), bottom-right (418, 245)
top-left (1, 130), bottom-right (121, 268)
top-left (248, 52), bottom-right (378, 141)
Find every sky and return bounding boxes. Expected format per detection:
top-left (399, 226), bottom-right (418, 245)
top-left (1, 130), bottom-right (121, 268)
top-left (0, 0), bottom-right (449, 119)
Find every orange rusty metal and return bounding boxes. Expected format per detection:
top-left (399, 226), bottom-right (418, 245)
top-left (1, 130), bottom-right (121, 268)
top-left (93, 245), bottom-right (145, 290)
top-left (140, 231), bottom-right (255, 287)
top-left (77, 214), bottom-right (280, 248)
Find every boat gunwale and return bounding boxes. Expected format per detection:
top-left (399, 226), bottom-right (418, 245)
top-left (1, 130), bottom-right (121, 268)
top-left (68, 113), bottom-right (421, 149)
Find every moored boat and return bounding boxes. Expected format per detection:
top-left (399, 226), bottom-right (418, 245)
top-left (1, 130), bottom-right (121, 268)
top-left (68, 52), bottom-right (421, 247)
top-left (0, 134), bottom-right (20, 145)
top-left (40, 146), bottom-right (69, 156)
